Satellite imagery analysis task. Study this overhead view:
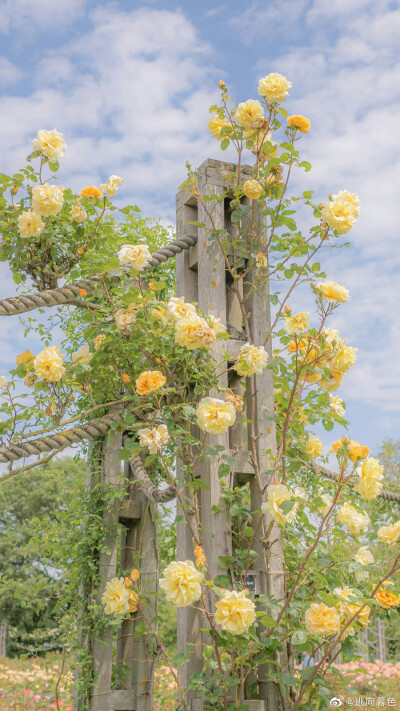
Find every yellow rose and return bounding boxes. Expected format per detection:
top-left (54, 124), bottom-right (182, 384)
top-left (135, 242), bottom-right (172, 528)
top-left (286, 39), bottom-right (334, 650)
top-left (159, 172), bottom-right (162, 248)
top-left (114, 304), bottom-right (137, 330)
top-left (287, 115), bottom-right (311, 133)
top-left (71, 344), bottom-right (92, 365)
top-left (167, 296), bottom-right (196, 323)
top-left (208, 115), bottom-right (230, 139)
top-left (355, 546), bottom-right (374, 566)
top-left (243, 179), bottom-right (263, 200)
top-left (71, 204), bottom-right (88, 222)
top-left (128, 590), bottom-right (139, 613)
top-left (234, 99), bottom-right (264, 128)
top-left (317, 281), bottom-right (349, 303)
top-left (214, 590), bottom-right (256, 634)
top-left (306, 436), bottom-right (323, 459)
top-left (34, 346), bottom-right (65, 382)
top-left (16, 350), bottom-right (34, 367)
top-left (160, 560), bottom-right (204, 607)
top-left (378, 520), bottom-right (400, 545)
top-left (329, 395), bottom-right (345, 417)
top-left (225, 388), bottom-right (244, 412)
top-left (334, 586), bottom-right (355, 606)
top-left (208, 315), bottom-right (226, 335)
top-left (321, 190), bottom-right (360, 234)
top-left (305, 602), bottom-right (340, 636)
top-left (194, 545), bottom-right (206, 567)
top-left (31, 183), bottom-right (63, 217)
top-left (138, 424), bottom-right (169, 454)
top-left (322, 327), bottom-right (346, 353)
top-left (374, 584), bottom-right (400, 609)
top-left (284, 312), bottom-right (310, 336)
top-left (346, 603), bottom-right (370, 628)
top-left (93, 334), bottom-right (106, 351)
top-left (80, 186), bottom-right (103, 199)
top-left (318, 371), bottom-right (343, 392)
top-left (316, 489), bottom-right (333, 513)
top-left (32, 129), bottom-right (66, 161)
top-left (151, 303), bottom-right (168, 322)
top-left (102, 577), bottom-right (130, 615)
top-left (135, 370), bottom-right (166, 396)
top-left (256, 251), bottom-right (268, 268)
top-left (330, 437), bottom-right (369, 462)
top-left (100, 175), bottom-right (123, 199)
top-left (175, 314), bottom-right (216, 350)
top-left (261, 483), bottom-right (296, 526)
top-left (0, 376), bottom-right (6, 389)
top-left (354, 457), bottom-right (384, 500)
top-left (233, 343), bottom-right (268, 377)
top-left (336, 503), bottom-right (369, 535)
top-left (17, 210), bottom-right (44, 238)
top-left (117, 244), bottom-right (152, 271)
top-left (196, 396), bottom-right (236, 434)
top-left (258, 73), bottom-right (292, 104)
top-left (331, 345), bottom-right (357, 374)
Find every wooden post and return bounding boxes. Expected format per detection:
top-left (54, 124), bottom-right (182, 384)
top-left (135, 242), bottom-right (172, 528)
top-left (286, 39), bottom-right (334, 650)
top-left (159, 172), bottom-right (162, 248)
top-left (91, 431), bottom-right (126, 711)
top-left (117, 461), bottom-right (159, 711)
top-left (86, 435), bottom-right (158, 711)
top-left (0, 621), bottom-right (7, 657)
top-left (176, 159), bottom-right (285, 709)
top-left (376, 618), bottom-right (386, 662)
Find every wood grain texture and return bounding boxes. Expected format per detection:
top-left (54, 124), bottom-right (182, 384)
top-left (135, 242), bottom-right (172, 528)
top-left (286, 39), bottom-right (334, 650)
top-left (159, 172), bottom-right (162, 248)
top-left (91, 432), bottom-right (123, 711)
top-left (176, 159), bottom-right (286, 709)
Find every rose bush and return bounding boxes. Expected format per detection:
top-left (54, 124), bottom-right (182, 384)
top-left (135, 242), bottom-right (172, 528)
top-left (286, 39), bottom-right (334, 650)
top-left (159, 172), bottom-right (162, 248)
top-left (0, 71), bottom-right (399, 711)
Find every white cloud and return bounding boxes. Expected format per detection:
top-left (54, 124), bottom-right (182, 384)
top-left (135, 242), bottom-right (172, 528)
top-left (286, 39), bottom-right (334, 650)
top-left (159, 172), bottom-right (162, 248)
top-left (0, 7), bottom-right (218, 219)
top-left (228, 1), bottom-right (400, 421)
top-left (0, 0), bottom-right (86, 34)
top-left (0, 57), bottom-right (22, 85)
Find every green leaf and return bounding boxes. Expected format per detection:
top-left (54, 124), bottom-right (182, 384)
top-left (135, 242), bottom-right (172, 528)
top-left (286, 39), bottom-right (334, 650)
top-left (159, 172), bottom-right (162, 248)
top-left (133, 621), bottom-right (147, 637)
top-left (299, 160), bottom-right (312, 172)
top-left (217, 555), bottom-right (233, 569)
top-left (259, 615), bottom-right (276, 627)
top-left (322, 419), bottom-right (334, 431)
top-left (192, 478), bottom-right (210, 491)
top-left (281, 673), bottom-right (297, 686)
top-left (230, 210), bottom-right (242, 224)
top-left (220, 138), bottom-right (230, 151)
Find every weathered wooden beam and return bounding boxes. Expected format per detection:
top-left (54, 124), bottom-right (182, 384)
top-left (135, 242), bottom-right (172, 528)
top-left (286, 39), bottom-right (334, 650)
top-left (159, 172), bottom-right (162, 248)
top-left (91, 689), bottom-right (135, 711)
top-left (91, 431), bottom-right (123, 711)
top-left (118, 500), bottom-right (142, 521)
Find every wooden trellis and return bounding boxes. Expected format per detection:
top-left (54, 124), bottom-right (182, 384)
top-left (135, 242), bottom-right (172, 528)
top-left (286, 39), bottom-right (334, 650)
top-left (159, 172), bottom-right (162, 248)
top-left (1, 157), bottom-right (399, 710)
top-left (176, 159), bottom-right (285, 709)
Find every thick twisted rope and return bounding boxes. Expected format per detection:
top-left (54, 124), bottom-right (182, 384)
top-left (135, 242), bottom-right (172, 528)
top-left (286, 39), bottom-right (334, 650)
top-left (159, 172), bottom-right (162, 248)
top-left (3, 412), bottom-right (398, 505)
top-left (130, 452), bottom-right (176, 503)
top-left (312, 463), bottom-right (400, 503)
top-left (0, 411), bottom-right (124, 463)
top-left (0, 233), bottom-right (197, 317)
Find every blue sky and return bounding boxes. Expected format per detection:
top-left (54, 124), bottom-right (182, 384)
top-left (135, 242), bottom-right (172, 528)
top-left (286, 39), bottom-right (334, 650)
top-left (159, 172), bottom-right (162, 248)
top-left (0, 0), bottom-right (399, 455)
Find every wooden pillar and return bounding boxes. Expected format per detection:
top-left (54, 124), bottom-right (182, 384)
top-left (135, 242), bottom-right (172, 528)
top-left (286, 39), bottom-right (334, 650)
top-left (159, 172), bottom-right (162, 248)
top-left (0, 621), bottom-right (7, 657)
top-left (176, 159), bottom-right (285, 709)
top-left (91, 431), bottom-right (126, 711)
top-left (376, 618), bottom-right (386, 662)
top-left (88, 434), bottom-right (158, 711)
top-left (117, 460), bottom-right (159, 711)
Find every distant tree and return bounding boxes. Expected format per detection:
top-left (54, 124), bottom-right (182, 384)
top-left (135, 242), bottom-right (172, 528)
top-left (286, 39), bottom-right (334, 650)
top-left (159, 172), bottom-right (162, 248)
top-left (0, 457), bottom-right (85, 656)
top-left (378, 438), bottom-right (400, 486)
